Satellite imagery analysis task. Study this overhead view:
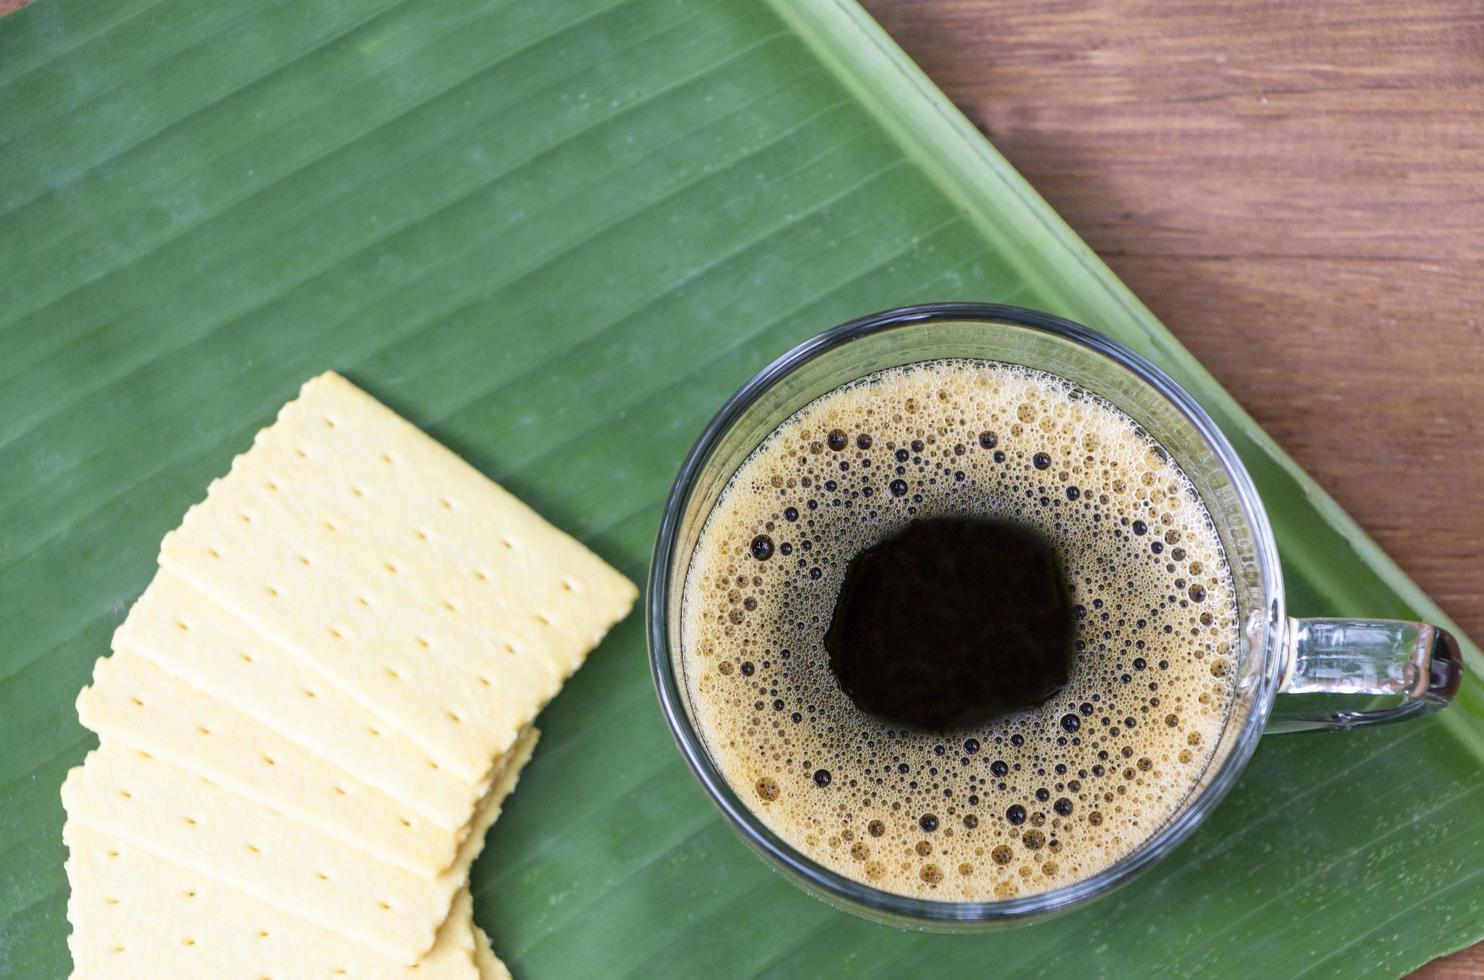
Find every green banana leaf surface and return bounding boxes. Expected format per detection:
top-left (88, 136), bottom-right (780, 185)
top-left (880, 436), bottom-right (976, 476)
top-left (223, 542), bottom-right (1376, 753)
top-left (2, 0), bottom-right (1481, 976)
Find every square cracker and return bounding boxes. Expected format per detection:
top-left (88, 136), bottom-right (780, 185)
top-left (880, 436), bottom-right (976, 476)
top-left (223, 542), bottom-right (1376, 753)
top-left (62, 730), bottom-right (537, 965)
top-left (64, 821), bottom-right (481, 979)
top-left (158, 371), bottom-right (636, 783)
top-left (77, 650), bottom-right (463, 877)
top-left (116, 571), bottom-right (485, 833)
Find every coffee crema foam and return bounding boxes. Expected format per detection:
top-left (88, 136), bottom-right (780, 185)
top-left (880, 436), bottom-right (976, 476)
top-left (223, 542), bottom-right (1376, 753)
top-left (680, 360), bottom-right (1239, 900)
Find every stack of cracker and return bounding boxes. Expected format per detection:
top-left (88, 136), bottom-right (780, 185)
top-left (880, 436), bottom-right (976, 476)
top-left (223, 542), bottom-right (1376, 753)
top-left (61, 373), bottom-right (637, 978)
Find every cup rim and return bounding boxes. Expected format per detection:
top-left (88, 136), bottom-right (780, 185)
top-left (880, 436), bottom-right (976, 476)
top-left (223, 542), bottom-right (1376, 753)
top-left (646, 302), bottom-right (1285, 925)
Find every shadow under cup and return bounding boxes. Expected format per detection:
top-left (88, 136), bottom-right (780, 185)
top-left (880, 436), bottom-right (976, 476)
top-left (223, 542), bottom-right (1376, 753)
top-left (648, 304), bottom-right (1284, 928)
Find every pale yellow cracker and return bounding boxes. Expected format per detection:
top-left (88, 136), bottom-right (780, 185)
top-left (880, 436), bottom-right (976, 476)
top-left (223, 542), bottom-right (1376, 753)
top-left (63, 731), bottom-right (537, 965)
top-left (64, 821), bottom-right (481, 978)
top-left (116, 571), bottom-right (485, 832)
top-left (77, 650), bottom-right (463, 877)
top-left (158, 371), bottom-right (637, 783)
top-left (473, 922), bottom-right (513, 980)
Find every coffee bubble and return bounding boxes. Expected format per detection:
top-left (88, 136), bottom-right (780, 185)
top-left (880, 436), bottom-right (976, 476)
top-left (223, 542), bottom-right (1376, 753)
top-left (681, 360), bottom-right (1237, 901)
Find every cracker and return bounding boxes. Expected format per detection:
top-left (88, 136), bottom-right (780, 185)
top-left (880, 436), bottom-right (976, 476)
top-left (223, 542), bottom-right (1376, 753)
top-left (158, 372), bottom-right (637, 783)
top-left (77, 650), bottom-right (462, 877)
top-left (64, 820), bottom-right (481, 978)
top-left (473, 922), bottom-right (513, 980)
top-left (116, 571), bottom-right (485, 832)
top-left (63, 730), bottom-right (537, 965)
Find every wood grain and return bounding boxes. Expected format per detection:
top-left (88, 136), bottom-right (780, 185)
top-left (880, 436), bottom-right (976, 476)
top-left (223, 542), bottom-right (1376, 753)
top-left (856, 0), bottom-right (1483, 975)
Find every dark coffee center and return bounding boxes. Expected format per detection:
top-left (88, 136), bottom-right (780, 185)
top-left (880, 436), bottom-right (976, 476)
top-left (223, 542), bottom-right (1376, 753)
top-left (823, 516), bottom-right (1075, 730)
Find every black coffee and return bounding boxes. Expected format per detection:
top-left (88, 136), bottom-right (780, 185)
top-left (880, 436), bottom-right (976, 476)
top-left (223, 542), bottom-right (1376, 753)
top-left (680, 359), bottom-right (1238, 900)
top-left (825, 517), bottom-right (1074, 730)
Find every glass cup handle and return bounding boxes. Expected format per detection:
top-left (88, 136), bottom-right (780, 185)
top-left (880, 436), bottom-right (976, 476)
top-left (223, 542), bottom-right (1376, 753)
top-left (1269, 618), bottom-right (1465, 733)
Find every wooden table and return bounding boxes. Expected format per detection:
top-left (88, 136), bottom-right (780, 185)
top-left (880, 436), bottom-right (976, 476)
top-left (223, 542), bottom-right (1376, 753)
top-left (858, 0), bottom-right (1484, 975)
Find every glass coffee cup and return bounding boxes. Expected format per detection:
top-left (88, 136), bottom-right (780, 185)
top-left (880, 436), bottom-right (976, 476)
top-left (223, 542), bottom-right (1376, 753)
top-left (647, 303), bottom-right (1462, 928)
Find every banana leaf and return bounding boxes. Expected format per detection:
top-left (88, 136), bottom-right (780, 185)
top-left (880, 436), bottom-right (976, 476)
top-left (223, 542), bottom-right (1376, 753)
top-left (1, 0), bottom-right (1480, 976)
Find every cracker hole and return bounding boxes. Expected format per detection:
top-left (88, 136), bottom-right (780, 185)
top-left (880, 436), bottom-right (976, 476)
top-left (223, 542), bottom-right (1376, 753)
top-left (323, 416), bottom-right (336, 429)
top-left (535, 613), bottom-right (552, 627)
top-left (175, 619), bottom-right (190, 632)
top-left (265, 480), bottom-right (280, 493)
top-left (562, 578), bottom-right (578, 593)
top-left (446, 712), bottom-right (461, 724)
top-left (246, 844), bottom-right (262, 855)
top-left (240, 653), bottom-right (255, 664)
top-left (366, 726), bottom-right (381, 737)
top-left (355, 596), bottom-right (371, 607)
top-left (328, 626), bottom-right (344, 640)
top-left (427, 760), bottom-right (439, 771)
top-left (315, 871), bottom-right (330, 881)
top-left (295, 447), bottom-right (307, 459)
top-left (182, 938), bottom-right (196, 947)
top-left (439, 497), bottom-right (456, 510)
top-left (265, 586), bottom-right (279, 599)
top-left (118, 790), bottom-right (132, 800)
top-left (208, 547), bottom-right (221, 559)
top-left (479, 676), bottom-right (492, 687)
top-left (129, 696), bottom-right (145, 707)
top-left (333, 786), bottom-right (348, 796)
top-left (383, 668), bottom-right (400, 681)
top-left (504, 642), bottom-right (518, 655)
top-left (183, 817), bottom-right (197, 827)
top-left (441, 598), bottom-right (460, 612)
top-left (383, 562), bottom-right (400, 574)
top-left (351, 484), bottom-right (366, 498)
top-left (322, 520), bottom-right (339, 533)
top-left (297, 554), bottom-right (312, 566)
top-left (196, 725), bottom-right (212, 736)
top-left (473, 569), bottom-right (489, 582)
top-left (416, 636), bottom-right (430, 650)
top-left (380, 451), bottom-right (397, 465)
top-left (378, 901), bottom-right (393, 911)
top-left (261, 755), bottom-right (277, 767)
top-left (414, 528), bottom-right (430, 541)
top-left (302, 689), bottom-right (316, 699)
top-left (105, 850), bottom-right (120, 858)
top-left (104, 897), bottom-right (120, 905)
top-left (334, 969), bottom-right (348, 976)
top-left (257, 930), bottom-right (270, 939)
top-left (112, 946), bottom-right (125, 954)
top-left (240, 513), bottom-right (253, 524)
top-left (184, 890), bottom-right (197, 899)
top-left (398, 817), bottom-right (413, 828)
top-left (500, 538), bottom-right (515, 550)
